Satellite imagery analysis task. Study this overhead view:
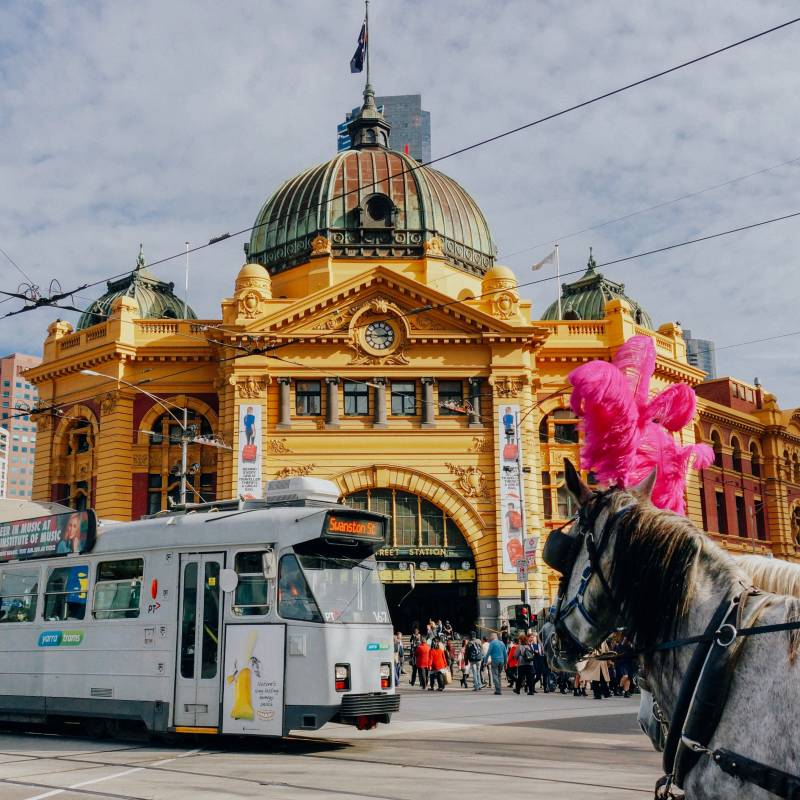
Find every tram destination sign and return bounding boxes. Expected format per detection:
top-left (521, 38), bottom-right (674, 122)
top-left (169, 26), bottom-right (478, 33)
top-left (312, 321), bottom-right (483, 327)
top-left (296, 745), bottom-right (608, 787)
top-left (0, 510), bottom-right (97, 562)
top-left (324, 513), bottom-right (385, 542)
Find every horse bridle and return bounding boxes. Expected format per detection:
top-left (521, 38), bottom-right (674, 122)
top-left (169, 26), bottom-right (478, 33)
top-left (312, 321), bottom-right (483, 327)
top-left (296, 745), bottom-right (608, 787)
top-left (543, 489), bottom-right (636, 654)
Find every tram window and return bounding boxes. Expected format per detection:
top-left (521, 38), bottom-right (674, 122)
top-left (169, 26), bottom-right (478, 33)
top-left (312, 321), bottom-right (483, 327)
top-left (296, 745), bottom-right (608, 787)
top-left (278, 554), bottom-right (323, 623)
top-left (233, 552), bottom-right (269, 616)
top-left (180, 562), bottom-right (198, 679)
top-left (44, 565), bottom-right (89, 621)
top-left (0, 569), bottom-right (39, 623)
top-left (93, 559), bottom-right (143, 620)
top-left (201, 562), bottom-right (220, 679)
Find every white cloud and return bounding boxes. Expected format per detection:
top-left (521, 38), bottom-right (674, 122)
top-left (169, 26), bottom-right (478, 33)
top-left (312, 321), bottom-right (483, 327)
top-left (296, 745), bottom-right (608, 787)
top-left (0, 0), bottom-right (798, 401)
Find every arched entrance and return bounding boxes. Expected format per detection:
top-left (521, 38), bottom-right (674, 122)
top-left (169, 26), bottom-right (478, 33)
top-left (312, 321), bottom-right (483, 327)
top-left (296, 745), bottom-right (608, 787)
top-left (347, 488), bottom-right (476, 634)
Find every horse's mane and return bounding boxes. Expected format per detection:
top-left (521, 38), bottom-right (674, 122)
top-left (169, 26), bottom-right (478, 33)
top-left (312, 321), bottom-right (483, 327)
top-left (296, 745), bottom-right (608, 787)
top-left (604, 492), bottom-right (738, 649)
top-left (736, 555), bottom-right (800, 598)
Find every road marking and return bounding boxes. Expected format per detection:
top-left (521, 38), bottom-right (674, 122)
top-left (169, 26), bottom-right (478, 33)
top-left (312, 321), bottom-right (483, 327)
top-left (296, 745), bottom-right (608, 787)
top-left (23, 748), bottom-right (202, 800)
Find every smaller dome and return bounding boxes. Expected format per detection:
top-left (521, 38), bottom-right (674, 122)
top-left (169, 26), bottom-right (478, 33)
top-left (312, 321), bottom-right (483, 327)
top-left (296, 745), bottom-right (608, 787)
top-left (541, 251), bottom-right (653, 328)
top-left (236, 262), bottom-right (268, 281)
top-left (482, 264), bottom-right (517, 284)
top-left (77, 246), bottom-right (196, 330)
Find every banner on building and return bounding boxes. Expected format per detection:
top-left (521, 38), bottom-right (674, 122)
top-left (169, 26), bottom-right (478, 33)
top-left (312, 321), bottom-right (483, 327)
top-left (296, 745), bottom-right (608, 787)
top-left (0, 510), bottom-right (97, 562)
top-left (237, 404), bottom-right (262, 500)
top-left (498, 403), bottom-right (527, 573)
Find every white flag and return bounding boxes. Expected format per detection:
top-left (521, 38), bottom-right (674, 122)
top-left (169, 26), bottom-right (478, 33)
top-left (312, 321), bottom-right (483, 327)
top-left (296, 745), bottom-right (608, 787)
top-left (532, 249), bottom-right (556, 271)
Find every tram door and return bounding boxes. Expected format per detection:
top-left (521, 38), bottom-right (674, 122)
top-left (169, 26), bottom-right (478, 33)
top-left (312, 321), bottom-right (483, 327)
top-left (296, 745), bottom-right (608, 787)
top-left (174, 553), bottom-right (224, 729)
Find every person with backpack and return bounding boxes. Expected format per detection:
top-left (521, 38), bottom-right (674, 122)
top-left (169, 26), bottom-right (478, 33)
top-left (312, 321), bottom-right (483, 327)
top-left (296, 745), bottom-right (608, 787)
top-left (408, 627), bottom-right (422, 685)
top-left (465, 633), bottom-right (484, 690)
top-left (513, 634), bottom-right (535, 695)
top-left (415, 638), bottom-right (432, 690)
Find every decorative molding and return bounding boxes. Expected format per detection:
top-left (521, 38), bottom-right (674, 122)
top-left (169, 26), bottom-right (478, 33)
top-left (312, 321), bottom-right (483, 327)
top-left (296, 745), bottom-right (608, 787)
top-left (267, 438), bottom-right (293, 455)
top-left (470, 436), bottom-right (491, 453)
top-left (423, 236), bottom-right (444, 257)
top-left (238, 290), bottom-right (268, 319)
top-left (100, 391), bottom-right (118, 416)
top-left (132, 453), bottom-right (149, 467)
top-left (445, 462), bottom-right (490, 499)
top-left (310, 234), bottom-right (331, 256)
top-left (236, 376), bottom-right (268, 399)
top-left (490, 375), bottom-right (525, 399)
top-left (275, 464), bottom-right (315, 480)
top-left (347, 337), bottom-right (410, 366)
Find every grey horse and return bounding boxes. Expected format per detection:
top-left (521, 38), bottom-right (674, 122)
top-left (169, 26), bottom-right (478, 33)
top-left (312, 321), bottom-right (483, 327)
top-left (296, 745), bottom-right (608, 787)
top-left (544, 461), bottom-right (800, 799)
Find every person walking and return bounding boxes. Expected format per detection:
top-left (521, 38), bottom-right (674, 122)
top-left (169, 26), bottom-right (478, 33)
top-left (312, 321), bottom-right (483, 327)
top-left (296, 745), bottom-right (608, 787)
top-left (514, 634), bottom-right (535, 695)
top-left (429, 639), bottom-right (448, 691)
top-left (486, 633), bottom-right (507, 695)
top-left (465, 633), bottom-right (484, 690)
top-left (393, 632), bottom-right (405, 686)
top-left (506, 636), bottom-right (520, 688)
top-left (458, 638), bottom-right (469, 687)
top-left (415, 637), bottom-right (432, 690)
top-left (408, 627), bottom-right (422, 685)
top-left (480, 637), bottom-right (491, 688)
top-left (530, 633), bottom-right (549, 693)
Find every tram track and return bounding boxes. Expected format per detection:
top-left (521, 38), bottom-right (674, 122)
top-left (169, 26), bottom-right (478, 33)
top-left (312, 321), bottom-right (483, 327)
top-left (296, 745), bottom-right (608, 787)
top-left (0, 734), bottom-right (654, 798)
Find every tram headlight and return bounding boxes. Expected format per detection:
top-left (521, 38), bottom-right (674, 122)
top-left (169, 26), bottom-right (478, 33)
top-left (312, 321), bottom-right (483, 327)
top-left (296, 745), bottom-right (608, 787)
top-left (335, 663), bottom-right (350, 692)
top-left (379, 663), bottom-right (392, 689)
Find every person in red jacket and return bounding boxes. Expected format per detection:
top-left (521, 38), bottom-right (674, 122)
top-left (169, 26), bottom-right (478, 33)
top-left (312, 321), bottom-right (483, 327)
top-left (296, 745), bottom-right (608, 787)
top-left (507, 640), bottom-right (520, 688)
top-left (428, 640), bottom-right (448, 691)
top-left (415, 639), bottom-right (432, 690)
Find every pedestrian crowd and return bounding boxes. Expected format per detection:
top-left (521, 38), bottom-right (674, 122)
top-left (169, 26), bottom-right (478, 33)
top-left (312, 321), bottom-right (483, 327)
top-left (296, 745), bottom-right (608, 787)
top-left (392, 621), bottom-right (637, 700)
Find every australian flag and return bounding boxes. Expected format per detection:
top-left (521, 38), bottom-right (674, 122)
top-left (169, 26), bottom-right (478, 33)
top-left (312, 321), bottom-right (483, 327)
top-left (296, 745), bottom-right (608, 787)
top-left (350, 22), bottom-right (367, 73)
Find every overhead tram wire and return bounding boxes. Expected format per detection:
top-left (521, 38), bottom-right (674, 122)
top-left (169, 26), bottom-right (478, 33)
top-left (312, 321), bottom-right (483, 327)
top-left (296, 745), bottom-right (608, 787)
top-left (14, 206), bottom-right (800, 425)
top-left (4, 15), bottom-right (800, 321)
top-left (498, 153), bottom-right (800, 260)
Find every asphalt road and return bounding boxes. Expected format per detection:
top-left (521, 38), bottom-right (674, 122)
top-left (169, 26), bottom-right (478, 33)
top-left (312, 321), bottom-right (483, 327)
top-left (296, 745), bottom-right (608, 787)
top-left (0, 686), bottom-right (662, 800)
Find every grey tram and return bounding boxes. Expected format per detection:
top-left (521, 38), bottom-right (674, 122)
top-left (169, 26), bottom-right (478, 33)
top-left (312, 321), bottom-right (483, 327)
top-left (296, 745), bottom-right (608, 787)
top-left (0, 478), bottom-right (399, 737)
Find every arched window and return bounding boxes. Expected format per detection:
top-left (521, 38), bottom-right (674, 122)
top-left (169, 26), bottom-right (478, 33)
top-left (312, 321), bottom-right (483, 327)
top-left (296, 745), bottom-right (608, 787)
top-left (60, 417), bottom-right (95, 511)
top-left (731, 437), bottom-right (743, 473)
top-left (346, 489), bottom-right (470, 552)
top-left (539, 410), bottom-right (580, 444)
top-left (749, 443), bottom-right (761, 478)
top-left (793, 454), bottom-right (800, 484)
top-left (146, 411), bottom-right (215, 513)
top-left (711, 431), bottom-right (723, 468)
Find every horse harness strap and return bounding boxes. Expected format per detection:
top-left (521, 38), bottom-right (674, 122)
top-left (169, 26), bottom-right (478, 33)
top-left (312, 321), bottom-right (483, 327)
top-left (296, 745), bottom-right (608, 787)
top-left (662, 589), bottom-right (800, 799)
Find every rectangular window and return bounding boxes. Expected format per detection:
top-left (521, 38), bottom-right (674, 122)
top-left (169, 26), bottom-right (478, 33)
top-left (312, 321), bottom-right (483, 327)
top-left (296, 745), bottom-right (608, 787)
top-left (343, 382), bottom-right (369, 416)
top-left (233, 551), bottom-right (270, 616)
top-left (44, 565), bottom-right (89, 621)
top-left (420, 499), bottom-right (444, 546)
top-left (541, 471), bottom-right (553, 520)
top-left (295, 381), bottom-right (322, 416)
top-left (391, 382), bottom-right (416, 416)
top-left (92, 559), bottom-right (143, 619)
top-left (278, 554), bottom-right (323, 622)
top-left (756, 502), bottom-right (767, 540)
top-left (715, 491), bottom-right (728, 535)
top-left (395, 492), bottom-right (418, 546)
top-left (0, 569), bottom-right (39, 623)
top-left (735, 496), bottom-right (747, 537)
top-left (438, 380), bottom-right (464, 415)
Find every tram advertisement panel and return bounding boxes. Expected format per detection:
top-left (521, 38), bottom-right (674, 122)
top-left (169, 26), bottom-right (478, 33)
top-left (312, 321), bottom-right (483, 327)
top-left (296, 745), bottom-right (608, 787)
top-left (222, 625), bottom-right (285, 736)
top-left (237, 403), bottom-right (262, 500)
top-left (0, 510), bottom-right (96, 562)
top-left (498, 404), bottom-right (526, 573)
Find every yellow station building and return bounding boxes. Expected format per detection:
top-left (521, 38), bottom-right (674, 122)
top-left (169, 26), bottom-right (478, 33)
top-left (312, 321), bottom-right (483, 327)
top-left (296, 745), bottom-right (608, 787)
top-left (27, 88), bottom-right (800, 631)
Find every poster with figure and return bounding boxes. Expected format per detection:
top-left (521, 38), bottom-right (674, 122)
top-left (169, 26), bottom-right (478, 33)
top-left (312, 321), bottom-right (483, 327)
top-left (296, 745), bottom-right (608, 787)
top-left (222, 624), bottom-right (285, 736)
top-left (498, 404), bottom-right (527, 573)
top-left (237, 404), bottom-right (262, 499)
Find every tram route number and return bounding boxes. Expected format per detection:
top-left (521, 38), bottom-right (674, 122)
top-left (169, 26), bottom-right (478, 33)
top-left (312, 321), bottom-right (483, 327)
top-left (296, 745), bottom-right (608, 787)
top-left (146, 602), bottom-right (162, 614)
top-left (372, 611), bottom-right (390, 623)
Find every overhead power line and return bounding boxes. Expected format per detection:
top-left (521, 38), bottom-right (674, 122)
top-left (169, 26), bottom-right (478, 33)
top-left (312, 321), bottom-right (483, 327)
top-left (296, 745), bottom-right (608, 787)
top-left (3, 15), bottom-right (799, 320)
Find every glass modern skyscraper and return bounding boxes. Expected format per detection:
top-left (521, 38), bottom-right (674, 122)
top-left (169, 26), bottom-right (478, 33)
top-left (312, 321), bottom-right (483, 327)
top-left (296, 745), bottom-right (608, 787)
top-left (338, 94), bottom-right (431, 162)
top-left (683, 329), bottom-right (717, 380)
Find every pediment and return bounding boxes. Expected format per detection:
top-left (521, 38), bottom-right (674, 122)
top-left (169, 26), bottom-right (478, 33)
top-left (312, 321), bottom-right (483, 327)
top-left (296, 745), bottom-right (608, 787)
top-left (247, 267), bottom-right (539, 341)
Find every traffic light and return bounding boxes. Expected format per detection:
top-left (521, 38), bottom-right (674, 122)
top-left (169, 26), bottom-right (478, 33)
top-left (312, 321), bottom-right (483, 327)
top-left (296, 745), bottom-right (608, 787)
top-left (513, 603), bottom-right (532, 629)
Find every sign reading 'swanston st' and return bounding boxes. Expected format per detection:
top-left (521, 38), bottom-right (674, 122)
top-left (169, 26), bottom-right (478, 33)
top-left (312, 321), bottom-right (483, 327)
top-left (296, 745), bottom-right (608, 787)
top-left (0, 510), bottom-right (97, 562)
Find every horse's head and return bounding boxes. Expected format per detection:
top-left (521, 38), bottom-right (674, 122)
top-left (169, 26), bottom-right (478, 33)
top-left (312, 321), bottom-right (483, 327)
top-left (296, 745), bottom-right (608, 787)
top-left (543, 459), bottom-right (656, 672)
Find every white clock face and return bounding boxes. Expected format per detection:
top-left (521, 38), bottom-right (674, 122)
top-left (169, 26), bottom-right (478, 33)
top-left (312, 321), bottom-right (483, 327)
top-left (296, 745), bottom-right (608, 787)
top-left (365, 321), bottom-right (395, 351)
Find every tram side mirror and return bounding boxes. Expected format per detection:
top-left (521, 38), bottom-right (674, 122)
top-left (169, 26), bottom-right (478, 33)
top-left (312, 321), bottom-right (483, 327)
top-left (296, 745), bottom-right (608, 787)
top-left (262, 548), bottom-right (277, 580)
top-left (219, 569), bottom-right (239, 593)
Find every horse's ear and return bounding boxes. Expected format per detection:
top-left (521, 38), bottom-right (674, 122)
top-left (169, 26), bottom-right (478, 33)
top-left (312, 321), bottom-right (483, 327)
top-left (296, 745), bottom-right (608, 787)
top-left (630, 467), bottom-right (658, 501)
top-left (564, 459), bottom-right (591, 506)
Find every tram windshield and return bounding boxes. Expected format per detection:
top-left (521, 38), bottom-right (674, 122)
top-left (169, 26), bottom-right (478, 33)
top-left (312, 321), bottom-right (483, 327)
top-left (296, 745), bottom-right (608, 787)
top-left (294, 552), bottom-right (390, 625)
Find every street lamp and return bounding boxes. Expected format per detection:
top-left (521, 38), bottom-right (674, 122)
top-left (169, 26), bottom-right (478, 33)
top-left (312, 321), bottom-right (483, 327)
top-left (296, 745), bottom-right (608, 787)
top-left (80, 369), bottom-right (193, 505)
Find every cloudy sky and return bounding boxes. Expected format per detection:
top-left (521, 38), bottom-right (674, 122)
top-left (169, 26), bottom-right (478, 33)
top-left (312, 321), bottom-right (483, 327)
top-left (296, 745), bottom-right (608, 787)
top-left (1, 1), bottom-right (798, 400)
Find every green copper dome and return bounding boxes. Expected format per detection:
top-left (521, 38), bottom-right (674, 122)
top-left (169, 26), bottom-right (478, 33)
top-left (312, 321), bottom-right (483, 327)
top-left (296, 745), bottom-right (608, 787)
top-left (541, 252), bottom-right (653, 328)
top-left (246, 89), bottom-right (496, 277)
top-left (77, 246), bottom-right (196, 330)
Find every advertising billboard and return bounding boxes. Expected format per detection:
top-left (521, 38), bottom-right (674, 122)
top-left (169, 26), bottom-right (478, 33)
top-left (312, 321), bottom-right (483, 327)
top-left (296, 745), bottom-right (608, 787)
top-left (498, 404), bottom-right (526, 573)
top-left (0, 510), bottom-right (96, 562)
top-left (237, 403), bottom-right (262, 500)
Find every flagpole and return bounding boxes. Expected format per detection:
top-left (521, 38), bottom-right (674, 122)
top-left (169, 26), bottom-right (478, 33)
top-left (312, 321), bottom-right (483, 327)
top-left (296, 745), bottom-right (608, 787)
top-left (555, 243), bottom-right (562, 319)
top-left (365, 0), bottom-right (370, 90)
